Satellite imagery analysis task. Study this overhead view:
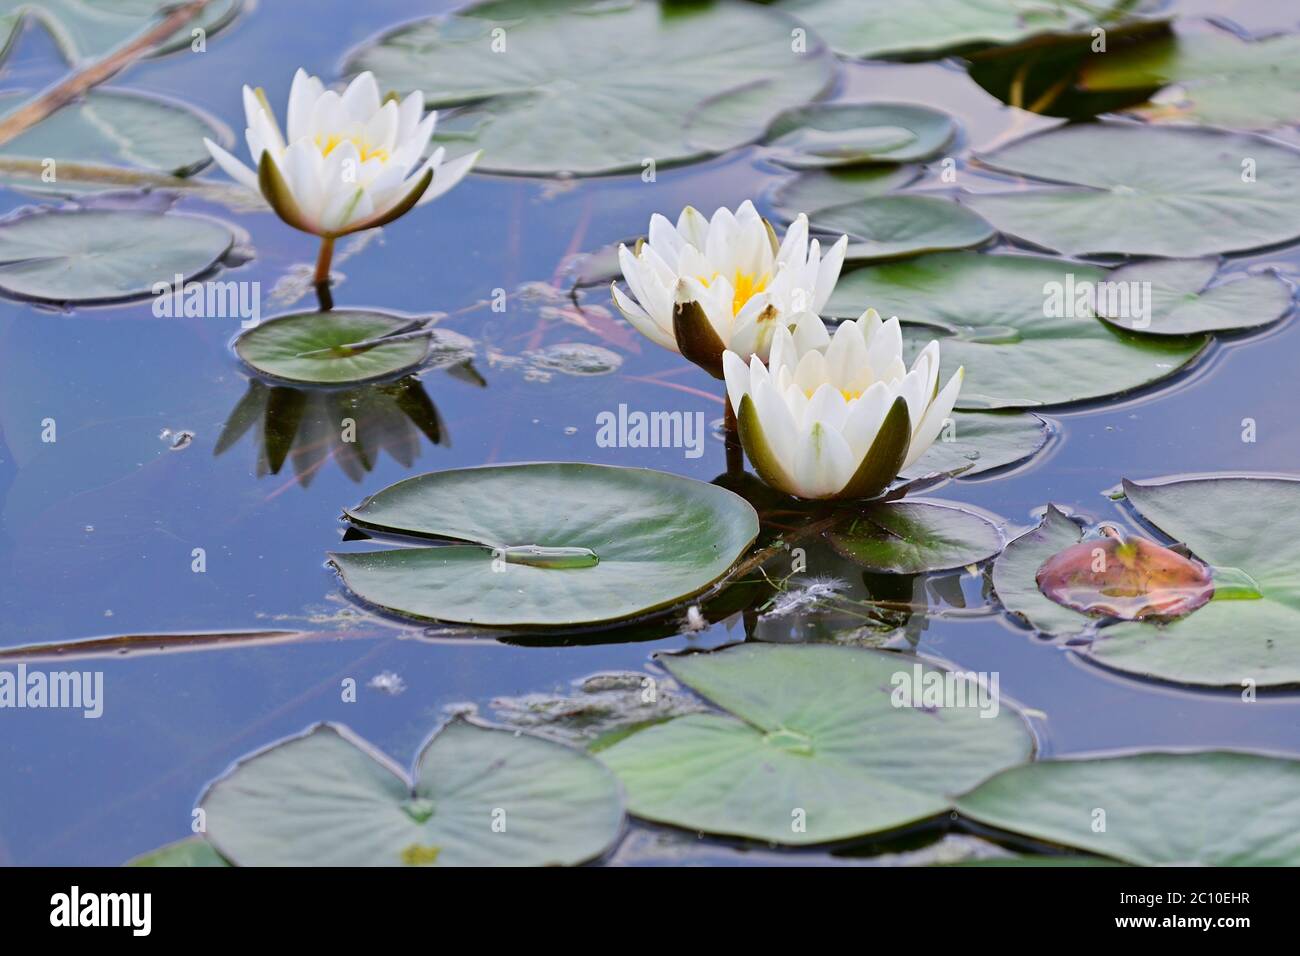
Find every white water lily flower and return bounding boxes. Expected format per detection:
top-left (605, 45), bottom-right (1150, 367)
top-left (723, 309), bottom-right (963, 500)
top-left (204, 69), bottom-right (479, 239)
top-left (611, 200), bottom-right (848, 377)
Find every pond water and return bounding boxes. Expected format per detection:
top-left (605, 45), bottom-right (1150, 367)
top-left (0, 0), bottom-right (1297, 865)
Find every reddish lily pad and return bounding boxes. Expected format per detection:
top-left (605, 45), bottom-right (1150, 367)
top-left (1036, 532), bottom-right (1213, 621)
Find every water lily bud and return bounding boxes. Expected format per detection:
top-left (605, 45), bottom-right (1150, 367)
top-left (611, 201), bottom-right (848, 374)
top-left (204, 69), bottom-right (479, 238)
top-left (722, 309), bottom-right (964, 500)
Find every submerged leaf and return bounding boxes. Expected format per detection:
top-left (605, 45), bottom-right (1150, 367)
top-left (1036, 533), bottom-right (1213, 621)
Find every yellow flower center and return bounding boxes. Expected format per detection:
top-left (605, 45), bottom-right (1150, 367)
top-left (699, 270), bottom-right (771, 316)
top-left (315, 132), bottom-right (390, 163)
top-left (805, 387), bottom-right (864, 402)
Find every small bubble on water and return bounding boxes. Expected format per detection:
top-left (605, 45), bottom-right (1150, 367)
top-left (563, 426), bottom-right (578, 435)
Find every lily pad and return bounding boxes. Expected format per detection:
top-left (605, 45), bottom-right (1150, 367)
top-left (0, 89), bottom-right (224, 192)
top-left (966, 124), bottom-right (1300, 257)
top-left (234, 311), bottom-right (435, 386)
top-left (202, 720), bottom-right (624, 866)
top-left (992, 505), bottom-right (1093, 638)
top-left (763, 103), bottom-right (956, 167)
top-left (0, 0), bottom-right (244, 65)
top-left (1080, 30), bottom-right (1300, 130)
top-left (902, 410), bottom-right (1050, 479)
top-left (956, 751), bottom-right (1300, 865)
top-left (827, 500), bottom-right (1003, 574)
top-left (126, 837), bottom-right (229, 867)
top-left (330, 463), bottom-right (759, 628)
top-left (825, 252), bottom-right (1208, 409)
top-left (770, 165), bottom-right (921, 219)
top-left (345, 0), bottom-right (835, 176)
top-left (0, 208), bottom-right (234, 303)
top-left (1087, 476), bottom-right (1300, 687)
top-left (773, 0), bottom-right (1162, 60)
top-left (1037, 533), bottom-right (1214, 620)
top-left (813, 195), bottom-right (995, 261)
top-left (599, 643), bottom-right (1034, 845)
top-left (1094, 258), bottom-right (1293, 335)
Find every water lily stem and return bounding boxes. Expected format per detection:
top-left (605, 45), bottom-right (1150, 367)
top-left (314, 236), bottom-right (336, 311)
top-left (724, 395), bottom-right (744, 475)
top-left (0, 0), bottom-right (213, 146)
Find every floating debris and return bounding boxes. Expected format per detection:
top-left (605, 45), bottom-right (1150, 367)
top-left (526, 342), bottom-right (623, 376)
top-left (159, 428), bottom-right (194, 451)
top-left (367, 671), bottom-right (407, 696)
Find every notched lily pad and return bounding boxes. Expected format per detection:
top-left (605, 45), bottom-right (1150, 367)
top-left (345, 0), bottom-right (835, 176)
top-left (1036, 531), bottom-right (1213, 621)
top-left (0, 207), bottom-right (234, 303)
top-left (234, 311), bottom-right (437, 385)
top-left (126, 837), bottom-right (230, 867)
top-left (763, 102), bottom-right (956, 167)
top-left (770, 165), bottom-right (921, 220)
top-left (201, 719), bottom-right (624, 866)
top-left (330, 463), bottom-right (759, 628)
top-left (598, 643), bottom-right (1034, 845)
top-left (827, 499), bottom-right (1004, 574)
top-left (1094, 258), bottom-right (1293, 336)
top-left (956, 751), bottom-right (1300, 866)
top-left (813, 195), bottom-right (995, 262)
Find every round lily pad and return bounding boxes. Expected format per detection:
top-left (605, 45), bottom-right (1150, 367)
top-left (813, 195), bottom-right (995, 261)
top-left (827, 500), bottom-right (1004, 573)
top-left (1087, 476), bottom-right (1300, 688)
top-left (902, 410), bottom-right (1050, 480)
top-left (0, 89), bottom-right (224, 191)
top-left (1080, 30), bottom-right (1300, 130)
top-left (966, 124), bottom-right (1300, 257)
top-left (770, 165), bottom-right (921, 219)
top-left (127, 837), bottom-right (229, 867)
top-left (331, 463), bottom-right (760, 628)
top-left (234, 311), bottom-right (433, 386)
top-left (344, 0), bottom-right (835, 176)
top-left (825, 252), bottom-right (1208, 409)
top-left (0, 0), bottom-right (245, 66)
top-left (992, 505), bottom-right (1093, 638)
top-left (956, 751), bottom-right (1300, 865)
top-left (599, 643), bottom-right (1034, 845)
top-left (773, 0), bottom-right (1162, 60)
top-left (764, 103), bottom-right (956, 167)
top-left (202, 720), bottom-right (624, 866)
top-left (0, 208), bottom-right (234, 303)
top-left (1094, 258), bottom-right (1293, 336)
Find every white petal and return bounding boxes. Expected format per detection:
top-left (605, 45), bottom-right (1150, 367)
top-left (340, 71), bottom-right (382, 122)
top-left (613, 283), bottom-right (677, 351)
top-left (204, 138), bottom-right (259, 192)
top-left (903, 367), bottom-right (964, 469)
top-left (842, 381), bottom-right (893, 461)
top-left (792, 422), bottom-right (856, 498)
top-left (418, 148), bottom-right (477, 204)
top-left (812, 235), bottom-right (848, 314)
top-left (723, 350), bottom-right (751, 414)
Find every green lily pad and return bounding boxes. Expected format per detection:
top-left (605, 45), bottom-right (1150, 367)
top-left (202, 720), bottom-right (624, 866)
top-left (826, 252), bottom-right (1208, 409)
top-left (1086, 476), bottom-right (1300, 687)
top-left (956, 751), bottom-right (1300, 865)
top-left (1080, 29), bottom-right (1300, 130)
top-left (0, 208), bottom-right (234, 303)
top-left (827, 500), bottom-right (1003, 573)
top-left (599, 643), bottom-right (1034, 845)
top-left (764, 103), bottom-right (956, 167)
top-left (1094, 258), bottom-right (1293, 335)
top-left (903, 410), bottom-right (1050, 479)
top-left (992, 505), bottom-right (1093, 638)
top-left (0, 0), bottom-right (244, 65)
top-left (126, 837), bottom-right (230, 867)
top-left (0, 89), bottom-right (223, 192)
top-left (813, 195), bottom-right (995, 261)
top-left (235, 311), bottom-right (436, 386)
top-left (770, 165), bottom-right (921, 219)
top-left (773, 0), bottom-right (1162, 60)
top-left (330, 463), bottom-right (759, 628)
top-left (966, 124), bottom-right (1300, 257)
top-left (344, 0), bottom-right (834, 176)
